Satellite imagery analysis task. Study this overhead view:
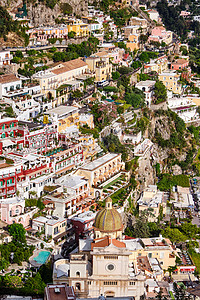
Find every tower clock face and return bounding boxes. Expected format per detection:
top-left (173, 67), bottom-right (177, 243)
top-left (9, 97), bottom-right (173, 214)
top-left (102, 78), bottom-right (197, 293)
top-left (106, 263), bottom-right (115, 271)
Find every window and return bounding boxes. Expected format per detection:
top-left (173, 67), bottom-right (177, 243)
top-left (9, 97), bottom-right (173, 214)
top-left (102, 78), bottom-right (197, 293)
top-left (104, 281), bottom-right (117, 286)
top-left (54, 227), bottom-right (59, 234)
top-left (129, 281), bottom-right (135, 286)
top-left (104, 256), bottom-right (118, 260)
top-left (75, 283), bottom-right (81, 291)
top-left (106, 264), bottom-right (115, 271)
top-left (160, 252), bottom-right (164, 259)
top-left (148, 253), bottom-right (152, 258)
top-left (76, 271), bottom-right (80, 277)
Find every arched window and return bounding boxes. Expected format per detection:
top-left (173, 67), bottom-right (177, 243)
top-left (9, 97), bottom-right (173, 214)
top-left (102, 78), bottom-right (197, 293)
top-left (75, 283), bottom-right (81, 291)
top-left (76, 271), bottom-right (80, 277)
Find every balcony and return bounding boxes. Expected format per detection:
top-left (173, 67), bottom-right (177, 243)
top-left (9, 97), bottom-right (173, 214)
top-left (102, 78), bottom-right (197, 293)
top-left (7, 189), bottom-right (15, 195)
top-left (0, 126), bottom-right (18, 133)
top-left (7, 183), bottom-right (15, 187)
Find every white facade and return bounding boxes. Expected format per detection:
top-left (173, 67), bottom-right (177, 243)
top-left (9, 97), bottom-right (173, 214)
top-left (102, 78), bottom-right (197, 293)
top-left (32, 215), bottom-right (67, 239)
top-left (135, 80), bottom-right (156, 107)
top-left (167, 97), bottom-right (199, 123)
top-left (123, 131), bottom-right (142, 145)
top-left (194, 16), bottom-right (200, 22)
top-left (0, 51), bottom-right (13, 67)
top-left (0, 75), bottom-right (22, 99)
top-left (147, 9), bottom-right (160, 22)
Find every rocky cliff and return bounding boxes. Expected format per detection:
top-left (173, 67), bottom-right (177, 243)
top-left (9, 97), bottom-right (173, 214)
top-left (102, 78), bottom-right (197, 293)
top-left (0, 0), bottom-right (88, 26)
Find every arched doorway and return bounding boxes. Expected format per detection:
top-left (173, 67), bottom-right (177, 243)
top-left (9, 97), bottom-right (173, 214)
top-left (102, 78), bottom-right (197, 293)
top-left (105, 291), bottom-right (115, 297)
top-left (47, 92), bottom-right (52, 100)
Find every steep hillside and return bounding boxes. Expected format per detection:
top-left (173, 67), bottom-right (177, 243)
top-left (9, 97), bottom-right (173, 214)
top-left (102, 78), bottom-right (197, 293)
top-left (0, 0), bottom-right (88, 26)
top-left (148, 109), bottom-right (197, 174)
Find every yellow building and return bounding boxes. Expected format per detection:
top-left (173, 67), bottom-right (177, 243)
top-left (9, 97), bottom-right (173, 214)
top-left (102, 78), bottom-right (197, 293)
top-left (33, 58), bottom-right (88, 99)
top-left (86, 52), bottom-right (112, 82)
top-left (159, 71), bottom-right (182, 94)
top-left (144, 55), bottom-right (168, 74)
top-left (67, 19), bottom-right (88, 37)
top-left (79, 134), bottom-right (98, 160)
top-left (127, 34), bottom-right (140, 51)
top-left (75, 153), bottom-right (125, 191)
top-left (46, 105), bottom-right (79, 133)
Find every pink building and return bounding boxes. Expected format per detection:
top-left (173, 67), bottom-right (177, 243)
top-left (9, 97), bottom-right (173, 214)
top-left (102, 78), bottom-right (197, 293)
top-left (0, 197), bottom-right (38, 227)
top-left (180, 11), bottom-right (190, 18)
top-left (148, 26), bottom-right (173, 45)
top-left (171, 59), bottom-right (189, 70)
top-left (109, 48), bottom-right (125, 64)
top-left (28, 26), bottom-right (68, 45)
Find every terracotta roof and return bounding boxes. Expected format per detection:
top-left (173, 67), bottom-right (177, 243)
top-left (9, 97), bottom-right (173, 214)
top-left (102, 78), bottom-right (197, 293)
top-left (172, 59), bottom-right (188, 65)
top-left (51, 59), bottom-right (87, 75)
top-left (91, 236), bottom-right (125, 250)
top-left (0, 74), bottom-right (19, 84)
top-left (95, 51), bottom-right (108, 57)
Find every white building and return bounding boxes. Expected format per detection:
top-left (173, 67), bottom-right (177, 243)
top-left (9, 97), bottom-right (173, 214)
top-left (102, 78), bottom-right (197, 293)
top-left (146, 9), bottom-right (160, 22)
top-left (135, 80), bottom-right (156, 107)
top-left (0, 51), bottom-right (13, 67)
top-left (138, 185), bottom-right (167, 222)
top-left (32, 215), bottom-right (67, 240)
top-left (167, 97), bottom-right (199, 123)
top-left (194, 16), bottom-right (200, 22)
top-left (123, 131), bottom-right (142, 145)
top-left (0, 74), bottom-right (22, 99)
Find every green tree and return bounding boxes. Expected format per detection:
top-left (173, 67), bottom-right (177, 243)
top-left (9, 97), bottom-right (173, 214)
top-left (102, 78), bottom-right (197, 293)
top-left (4, 275), bottom-right (22, 288)
top-left (8, 223), bottom-right (26, 243)
top-left (180, 222), bottom-right (198, 239)
top-left (0, 257), bottom-right (9, 271)
top-left (15, 50), bottom-right (23, 58)
top-left (24, 273), bottom-right (46, 294)
top-left (112, 71), bottom-right (120, 80)
top-left (131, 214), bottom-right (150, 238)
top-left (154, 81), bottom-right (167, 104)
top-left (68, 31), bottom-right (76, 38)
top-left (162, 227), bottom-right (187, 243)
top-left (118, 66), bottom-right (133, 75)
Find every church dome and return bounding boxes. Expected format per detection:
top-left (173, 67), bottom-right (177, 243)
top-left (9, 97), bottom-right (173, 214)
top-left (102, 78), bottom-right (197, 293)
top-left (94, 198), bottom-right (123, 232)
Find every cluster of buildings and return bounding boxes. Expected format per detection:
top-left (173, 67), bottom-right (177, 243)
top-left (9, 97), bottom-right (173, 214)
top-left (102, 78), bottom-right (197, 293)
top-left (0, 2), bottom-right (200, 300)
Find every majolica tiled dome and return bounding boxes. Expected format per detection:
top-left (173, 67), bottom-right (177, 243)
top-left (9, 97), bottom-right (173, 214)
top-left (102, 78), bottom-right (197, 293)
top-left (94, 198), bottom-right (123, 232)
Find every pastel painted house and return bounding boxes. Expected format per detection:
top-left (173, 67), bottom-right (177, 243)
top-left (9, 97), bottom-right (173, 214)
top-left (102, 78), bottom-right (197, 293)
top-left (32, 215), bottom-right (67, 241)
top-left (148, 26), bottom-right (173, 45)
top-left (0, 197), bottom-right (38, 227)
top-left (171, 59), bottom-right (189, 71)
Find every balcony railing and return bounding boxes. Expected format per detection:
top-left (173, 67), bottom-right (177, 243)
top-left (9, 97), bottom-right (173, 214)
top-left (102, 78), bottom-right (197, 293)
top-left (7, 189), bottom-right (15, 194)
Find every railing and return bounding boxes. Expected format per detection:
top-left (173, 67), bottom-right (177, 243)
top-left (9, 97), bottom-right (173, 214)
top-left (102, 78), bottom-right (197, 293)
top-left (0, 126), bottom-right (18, 133)
top-left (7, 183), bottom-right (15, 187)
top-left (7, 189), bottom-right (15, 194)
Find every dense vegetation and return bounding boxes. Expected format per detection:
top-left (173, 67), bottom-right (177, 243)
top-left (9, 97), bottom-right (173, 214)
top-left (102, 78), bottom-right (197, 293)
top-left (157, 174), bottom-right (190, 191)
top-left (157, 0), bottom-right (200, 40)
top-left (102, 133), bottom-right (128, 161)
top-left (52, 37), bottom-right (99, 62)
top-left (0, 5), bottom-right (19, 40)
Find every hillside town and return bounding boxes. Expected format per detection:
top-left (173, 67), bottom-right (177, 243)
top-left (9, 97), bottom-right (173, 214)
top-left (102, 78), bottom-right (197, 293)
top-left (0, 0), bottom-right (200, 299)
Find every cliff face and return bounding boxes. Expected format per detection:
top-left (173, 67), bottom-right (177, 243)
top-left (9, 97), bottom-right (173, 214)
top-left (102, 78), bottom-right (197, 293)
top-left (27, 0), bottom-right (88, 26)
top-left (0, 0), bottom-right (88, 27)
